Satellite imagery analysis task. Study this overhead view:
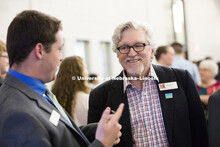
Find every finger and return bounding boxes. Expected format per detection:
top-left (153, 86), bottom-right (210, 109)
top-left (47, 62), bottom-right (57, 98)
top-left (99, 107), bottom-right (111, 124)
top-left (118, 124), bottom-right (122, 130)
top-left (117, 131), bottom-right (122, 138)
top-left (111, 103), bottom-right (124, 122)
top-left (108, 114), bottom-right (113, 121)
top-left (113, 137), bottom-right (120, 145)
top-left (113, 131), bottom-right (122, 145)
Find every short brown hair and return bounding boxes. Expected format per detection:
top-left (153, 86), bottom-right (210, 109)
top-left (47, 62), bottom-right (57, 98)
top-left (0, 40), bottom-right (7, 56)
top-left (155, 46), bottom-right (168, 61)
top-left (7, 10), bottom-right (62, 67)
top-left (171, 42), bottom-right (183, 54)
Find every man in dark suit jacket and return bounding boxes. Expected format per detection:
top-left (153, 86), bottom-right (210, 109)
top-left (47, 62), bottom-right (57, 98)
top-left (208, 89), bottom-right (220, 147)
top-left (0, 10), bottom-right (124, 147)
top-left (88, 21), bottom-right (208, 147)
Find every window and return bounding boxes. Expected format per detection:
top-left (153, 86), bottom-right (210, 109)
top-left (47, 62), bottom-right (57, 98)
top-left (74, 40), bottom-right (90, 70)
top-left (172, 0), bottom-right (188, 58)
top-left (99, 42), bottom-right (111, 78)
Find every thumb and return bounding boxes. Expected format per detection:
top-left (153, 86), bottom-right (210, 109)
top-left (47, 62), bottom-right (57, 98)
top-left (99, 107), bottom-right (111, 125)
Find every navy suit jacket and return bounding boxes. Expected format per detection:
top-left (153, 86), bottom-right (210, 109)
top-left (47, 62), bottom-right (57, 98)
top-left (0, 74), bottom-right (103, 147)
top-left (88, 65), bottom-right (208, 147)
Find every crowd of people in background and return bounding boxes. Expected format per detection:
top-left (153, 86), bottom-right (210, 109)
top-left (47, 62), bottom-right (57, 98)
top-left (1, 9), bottom-right (220, 147)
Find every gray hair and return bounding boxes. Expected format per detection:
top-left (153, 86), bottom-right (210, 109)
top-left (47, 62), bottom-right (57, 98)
top-left (199, 60), bottom-right (219, 76)
top-left (112, 21), bottom-right (157, 53)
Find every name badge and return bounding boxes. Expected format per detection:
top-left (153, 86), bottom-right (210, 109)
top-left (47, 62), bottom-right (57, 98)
top-left (165, 93), bottom-right (173, 99)
top-left (159, 81), bottom-right (178, 91)
top-left (49, 110), bottom-right (60, 126)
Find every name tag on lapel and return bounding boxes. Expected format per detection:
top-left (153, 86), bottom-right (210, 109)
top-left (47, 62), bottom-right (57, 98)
top-left (49, 110), bottom-right (60, 126)
top-left (159, 82), bottom-right (178, 91)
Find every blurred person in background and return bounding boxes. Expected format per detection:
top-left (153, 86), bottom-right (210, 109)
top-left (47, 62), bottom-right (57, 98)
top-left (0, 40), bottom-right (9, 86)
top-left (197, 59), bottom-right (220, 118)
top-left (88, 73), bottom-right (100, 90)
top-left (52, 56), bottom-right (90, 126)
top-left (155, 45), bottom-right (175, 67)
top-left (171, 42), bottom-right (201, 84)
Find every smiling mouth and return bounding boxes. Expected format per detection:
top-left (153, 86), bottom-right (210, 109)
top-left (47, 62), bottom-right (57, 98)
top-left (127, 59), bottom-right (141, 63)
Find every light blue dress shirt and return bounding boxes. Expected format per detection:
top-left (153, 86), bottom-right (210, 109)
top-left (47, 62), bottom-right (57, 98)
top-left (172, 56), bottom-right (201, 84)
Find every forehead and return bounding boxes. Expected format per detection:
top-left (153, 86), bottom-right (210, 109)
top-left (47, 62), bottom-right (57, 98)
top-left (119, 28), bottom-right (148, 45)
top-left (167, 47), bottom-right (175, 53)
top-left (54, 30), bottom-right (64, 45)
top-left (199, 66), bottom-right (210, 70)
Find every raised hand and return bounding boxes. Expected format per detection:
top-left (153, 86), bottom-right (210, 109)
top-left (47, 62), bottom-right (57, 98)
top-left (95, 103), bottom-right (124, 147)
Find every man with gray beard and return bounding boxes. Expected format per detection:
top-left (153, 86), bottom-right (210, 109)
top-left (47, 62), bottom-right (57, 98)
top-left (88, 21), bottom-right (208, 147)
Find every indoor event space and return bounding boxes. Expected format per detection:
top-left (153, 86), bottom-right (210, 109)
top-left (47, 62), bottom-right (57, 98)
top-left (0, 0), bottom-right (220, 79)
top-left (0, 0), bottom-right (220, 147)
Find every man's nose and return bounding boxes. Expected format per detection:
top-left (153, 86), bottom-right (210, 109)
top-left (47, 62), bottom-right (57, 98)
top-left (128, 47), bottom-right (137, 57)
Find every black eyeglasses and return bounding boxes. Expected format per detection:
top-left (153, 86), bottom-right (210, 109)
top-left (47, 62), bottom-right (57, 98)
top-left (117, 43), bottom-right (150, 54)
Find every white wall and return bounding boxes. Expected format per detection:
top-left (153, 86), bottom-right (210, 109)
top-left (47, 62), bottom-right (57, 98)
top-left (0, 0), bottom-right (172, 77)
top-left (185, 0), bottom-right (220, 61)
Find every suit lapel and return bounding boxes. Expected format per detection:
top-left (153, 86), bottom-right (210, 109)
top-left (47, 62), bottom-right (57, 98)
top-left (65, 110), bottom-right (91, 145)
top-left (108, 73), bottom-right (133, 147)
top-left (153, 65), bottom-right (174, 146)
top-left (4, 74), bottom-right (86, 142)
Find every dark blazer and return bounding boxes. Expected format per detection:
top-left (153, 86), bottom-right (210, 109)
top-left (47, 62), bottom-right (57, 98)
top-left (0, 74), bottom-right (103, 147)
top-left (88, 65), bottom-right (208, 147)
top-left (208, 89), bottom-right (220, 147)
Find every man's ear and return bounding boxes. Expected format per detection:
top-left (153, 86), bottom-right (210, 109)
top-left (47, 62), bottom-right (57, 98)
top-left (34, 43), bottom-right (44, 59)
top-left (150, 48), bottom-right (155, 59)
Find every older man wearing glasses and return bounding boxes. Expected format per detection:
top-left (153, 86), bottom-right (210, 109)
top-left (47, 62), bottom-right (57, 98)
top-left (0, 40), bottom-right (9, 86)
top-left (88, 21), bottom-right (208, 147)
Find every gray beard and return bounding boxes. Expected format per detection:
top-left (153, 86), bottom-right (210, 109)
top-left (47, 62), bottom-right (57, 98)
top-left (126, 64), bottom-right (144, 77)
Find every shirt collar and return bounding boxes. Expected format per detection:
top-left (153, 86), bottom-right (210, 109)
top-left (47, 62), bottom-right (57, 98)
top-left (123, 64), bottom-right (159, 93)
top-left (8, 69), bottom-right (46, 96)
